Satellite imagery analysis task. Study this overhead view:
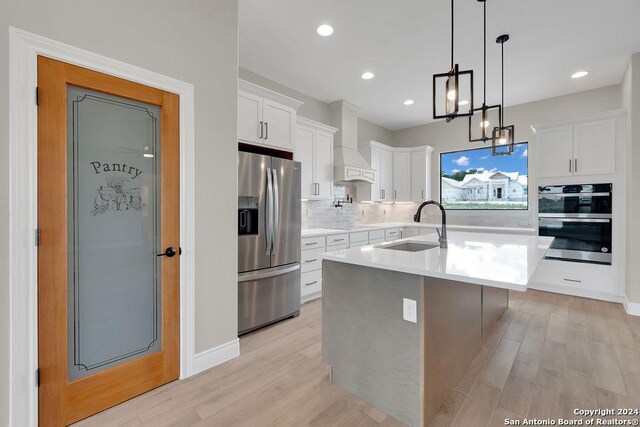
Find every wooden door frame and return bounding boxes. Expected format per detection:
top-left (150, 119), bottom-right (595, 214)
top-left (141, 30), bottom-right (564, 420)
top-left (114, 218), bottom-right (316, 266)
top-left (9, 28), bottom-right (196, 427)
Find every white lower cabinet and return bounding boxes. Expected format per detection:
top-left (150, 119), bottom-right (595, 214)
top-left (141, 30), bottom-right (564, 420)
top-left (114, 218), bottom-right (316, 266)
top-left (368, 229), bottom-right (385, 241)
top-left (529, 259), bottom-right (617, 301)
top-left (326, 233), bottom-right (349, 247)
top-left (301, 236), bottom-right (325, 303)
top-left (384, 228), bottom-right (402, 241)
top-left (301, 247), bottom-right (324, 273)
top-left (301, 269), bottom-right (322, 301)
top-left (349, 231), bottom-right (369, 244)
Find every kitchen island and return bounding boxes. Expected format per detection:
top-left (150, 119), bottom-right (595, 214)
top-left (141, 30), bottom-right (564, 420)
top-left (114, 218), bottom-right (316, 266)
top-left (320, 231), bottom-right (553, 427)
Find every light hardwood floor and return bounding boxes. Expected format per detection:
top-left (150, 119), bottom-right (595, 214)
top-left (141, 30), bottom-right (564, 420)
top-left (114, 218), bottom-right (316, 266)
top-left (76, 290), bottom-right (640, 427)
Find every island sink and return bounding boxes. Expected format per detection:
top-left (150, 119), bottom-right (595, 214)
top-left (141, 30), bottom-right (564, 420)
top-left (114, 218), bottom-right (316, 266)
top-left (380, 242), bottom-right (439, 252)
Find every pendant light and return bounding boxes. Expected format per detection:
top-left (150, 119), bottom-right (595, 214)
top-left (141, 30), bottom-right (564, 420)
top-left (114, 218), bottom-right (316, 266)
top-left (492, 34), bottom-right (515, 156)
top-left (432, 0), bottom-right (474, 122)
top-left (468, 0), bottom-right (501, 143)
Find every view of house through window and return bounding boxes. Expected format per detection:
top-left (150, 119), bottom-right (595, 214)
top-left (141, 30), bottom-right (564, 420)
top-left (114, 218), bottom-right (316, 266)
top-left (440, 142), bottom-right (528, 210)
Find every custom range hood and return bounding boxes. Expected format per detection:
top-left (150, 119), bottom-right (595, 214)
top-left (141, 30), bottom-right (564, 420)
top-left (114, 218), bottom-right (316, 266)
top-left (330, 100), bottom-right (375, 184)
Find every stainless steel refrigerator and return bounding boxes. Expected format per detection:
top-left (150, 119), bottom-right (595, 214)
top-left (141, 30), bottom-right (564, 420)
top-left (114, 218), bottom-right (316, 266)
top-left (237, 151), bottom-right (301, 335)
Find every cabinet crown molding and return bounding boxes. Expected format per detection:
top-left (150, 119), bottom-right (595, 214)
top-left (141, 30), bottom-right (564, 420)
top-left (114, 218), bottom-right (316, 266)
top-left (530, 108), bottom-right (626, 134)
top-left (297, 116), bottom-right (338, 134)
top-left (239, 79), bottom-right (304, 110)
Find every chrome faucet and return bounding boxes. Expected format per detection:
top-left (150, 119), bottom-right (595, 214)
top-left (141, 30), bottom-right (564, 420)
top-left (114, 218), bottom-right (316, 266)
top-left (413, 200), bottom-right (448, 249)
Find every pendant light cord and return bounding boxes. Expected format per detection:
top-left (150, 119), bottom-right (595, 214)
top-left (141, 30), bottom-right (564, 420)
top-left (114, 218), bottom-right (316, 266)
top-left (451, 0), bottom-right (454, 69)
top-left (483, 0), bottom-right (487, 106)
top-left (501, 38), bottom-right (505, 126)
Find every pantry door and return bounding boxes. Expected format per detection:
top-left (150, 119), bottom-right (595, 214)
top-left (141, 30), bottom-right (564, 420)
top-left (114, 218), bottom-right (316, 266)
top-left (37, 56), bottom-right (180, 426)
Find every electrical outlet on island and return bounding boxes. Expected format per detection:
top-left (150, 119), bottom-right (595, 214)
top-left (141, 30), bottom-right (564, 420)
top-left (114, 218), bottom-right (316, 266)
top-left (403, 298), bottom-right (417, 323)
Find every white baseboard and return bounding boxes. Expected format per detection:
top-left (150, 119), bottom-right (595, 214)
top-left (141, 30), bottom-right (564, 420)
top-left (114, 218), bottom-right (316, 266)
top-left (192, 338), bottom-right (240, 376)
top-left (528, 282), bottom-right (624, 303)
top-left (624, 297), bottom-right (640, 317)
top-left (302, 291), bottom-right (321, 304)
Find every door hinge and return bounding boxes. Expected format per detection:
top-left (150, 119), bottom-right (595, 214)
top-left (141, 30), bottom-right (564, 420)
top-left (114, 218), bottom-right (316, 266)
top-left (35, 228), bottom-right (41, 247)
top-left (36, 368), bottom-right (40, 387)
top-left (35, 87), bottom-right (40, 106)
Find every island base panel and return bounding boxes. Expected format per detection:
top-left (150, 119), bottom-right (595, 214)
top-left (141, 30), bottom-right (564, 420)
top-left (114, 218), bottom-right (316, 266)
top-left (322, 261), bottom-right (509, 426)
top-left (323, 261), bottom-right (423, 426)
top-left (422, 278), bottom-right (483, 424)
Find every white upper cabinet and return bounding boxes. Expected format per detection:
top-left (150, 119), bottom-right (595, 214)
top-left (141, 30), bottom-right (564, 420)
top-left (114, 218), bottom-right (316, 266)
top-left (238, 80), bottom-right (303, 152)
top-left (536, 115), bottom-right (618, 179)
top-left (314, 130), bottom-right (334, 199)
top-left (238, 91), bottom-right (263, 144)
top-left (573, 119), bottom-right (616, 176)
top-left (379, 148), bottom-right (394, 201)
top-left (393, 152), bottom-right (411, 201)
top-left (538, 126), bottom-right (574, 178)
top-left (356, 143), bottom-right (392, 202)
top-left (356, 141), bottom-right (433, 203)
top-left (295, 117), bottom-right (337, 200)
top-left (410, 147), bottom-right (433, 202)
top-left (296, 126), bottom-right (316, 198)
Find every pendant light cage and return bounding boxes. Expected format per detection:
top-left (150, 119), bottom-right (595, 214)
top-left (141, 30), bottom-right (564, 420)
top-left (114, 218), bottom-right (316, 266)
top-left (469, 0), bottom-right (501, 143)
top-left (433, 0), bottom-right (474, 121)
top-left (492, 33), bottom-right (515, 156)
top-left (469, 103), bottom-right (502, 143)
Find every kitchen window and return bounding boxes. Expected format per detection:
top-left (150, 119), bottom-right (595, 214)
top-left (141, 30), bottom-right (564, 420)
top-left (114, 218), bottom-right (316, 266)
top-left (440, 142), bottom-right (528, 210)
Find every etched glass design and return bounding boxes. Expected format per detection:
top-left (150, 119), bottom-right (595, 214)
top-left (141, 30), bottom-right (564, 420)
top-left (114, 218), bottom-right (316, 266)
top-left (67, 86), bottom-right (162, 380)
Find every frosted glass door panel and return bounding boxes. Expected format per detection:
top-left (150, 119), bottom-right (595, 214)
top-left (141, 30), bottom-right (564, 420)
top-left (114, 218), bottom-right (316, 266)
top-left (67, 86), bottom-right (162, 380)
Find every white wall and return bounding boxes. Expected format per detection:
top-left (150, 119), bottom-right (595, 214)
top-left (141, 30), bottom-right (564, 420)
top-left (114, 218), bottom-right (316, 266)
top-left (391, 85), bottom-right (623, 226)
top-left (0, 1), bottom-right (239, 424)
top-left (622, 53), bottom-right (640, 304)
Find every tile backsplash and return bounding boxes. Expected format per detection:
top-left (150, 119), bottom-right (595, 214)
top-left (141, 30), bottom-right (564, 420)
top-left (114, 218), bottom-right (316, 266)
top-left (301, 184), bottom-right (534, 229)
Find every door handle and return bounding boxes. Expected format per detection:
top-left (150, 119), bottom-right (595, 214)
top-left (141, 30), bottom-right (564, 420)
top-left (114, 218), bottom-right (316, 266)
top-left (157, 247), bottom-right (179, 257)
top-left (260, 121), bottom-right (264, 139)
top-left (569, 159), bottom-right (572, 173)
top-left (317, 183), bottom-right (320, 195)
top-left (265, 122), bottom-right (269, 140)
top-left (574, 158), bottom-right (578, 173)
top-left (271, 168), bottom-right (279, 253)
top-left (422, 189), bottom-right (424, 199)
top-left (394, 190), bottom-right (397, 199)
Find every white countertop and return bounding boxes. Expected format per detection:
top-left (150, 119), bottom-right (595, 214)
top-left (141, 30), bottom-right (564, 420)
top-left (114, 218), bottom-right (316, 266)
top-left (301, 222), bottom-right (536, 238)
top-left (320, 232), bottom-right (553, 291)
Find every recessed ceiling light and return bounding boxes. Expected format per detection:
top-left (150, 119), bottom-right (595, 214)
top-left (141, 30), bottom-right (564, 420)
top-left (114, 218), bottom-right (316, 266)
top-left (403, 99), bottom-right (415, 106)
top-left (459, 100), bottom-right (469, 106)
top-left (361, 72), bottom-right (375, 80)
top-left (316, 24), bottom-right (334, 37)
top-left (571, 71), bottom-right (589, 79)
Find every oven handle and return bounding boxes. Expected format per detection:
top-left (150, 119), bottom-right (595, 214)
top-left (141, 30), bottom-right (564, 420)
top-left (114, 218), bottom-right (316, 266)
top-left (538, 192), bottom-right (611, 198)
top-left (539, 218), bottom-right (611, 223)
top-left (538, 213), bottom-right (612, 219)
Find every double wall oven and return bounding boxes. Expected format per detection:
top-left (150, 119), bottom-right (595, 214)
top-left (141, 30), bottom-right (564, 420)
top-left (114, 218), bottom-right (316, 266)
top-left (538, 184), bottom-right (612, 265)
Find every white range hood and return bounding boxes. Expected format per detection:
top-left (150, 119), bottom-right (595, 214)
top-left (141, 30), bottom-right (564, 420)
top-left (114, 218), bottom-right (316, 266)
top-left (330, 100), bottom-right (375, 184)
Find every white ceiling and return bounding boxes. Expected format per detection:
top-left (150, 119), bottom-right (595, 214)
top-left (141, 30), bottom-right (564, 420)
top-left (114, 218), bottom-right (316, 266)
top-left (239, 0), bottom-right (640, 130)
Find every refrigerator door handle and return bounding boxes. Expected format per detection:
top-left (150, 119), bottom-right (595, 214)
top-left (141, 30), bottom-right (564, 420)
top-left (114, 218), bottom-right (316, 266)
top-left (266, 167), bottom-right (273, 255)
top-left (271, 168), bottom-right (279, 253)
top-left (238, 263), bottom-right (300, 282)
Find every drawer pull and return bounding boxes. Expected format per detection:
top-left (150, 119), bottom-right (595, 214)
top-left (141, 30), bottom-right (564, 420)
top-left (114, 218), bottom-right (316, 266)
top-left (305, 281), bottom-right (318, 286)
top-left (305, 259), bottom-right (318, 263)
top-left (304, 242), bottom-right (318, 246)
top-left (333, 238), bottom-right (345, 242)
top-left (388, 232), bottom-right (397, 235)
top-left (563, 278), bottom-right (582, 283)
